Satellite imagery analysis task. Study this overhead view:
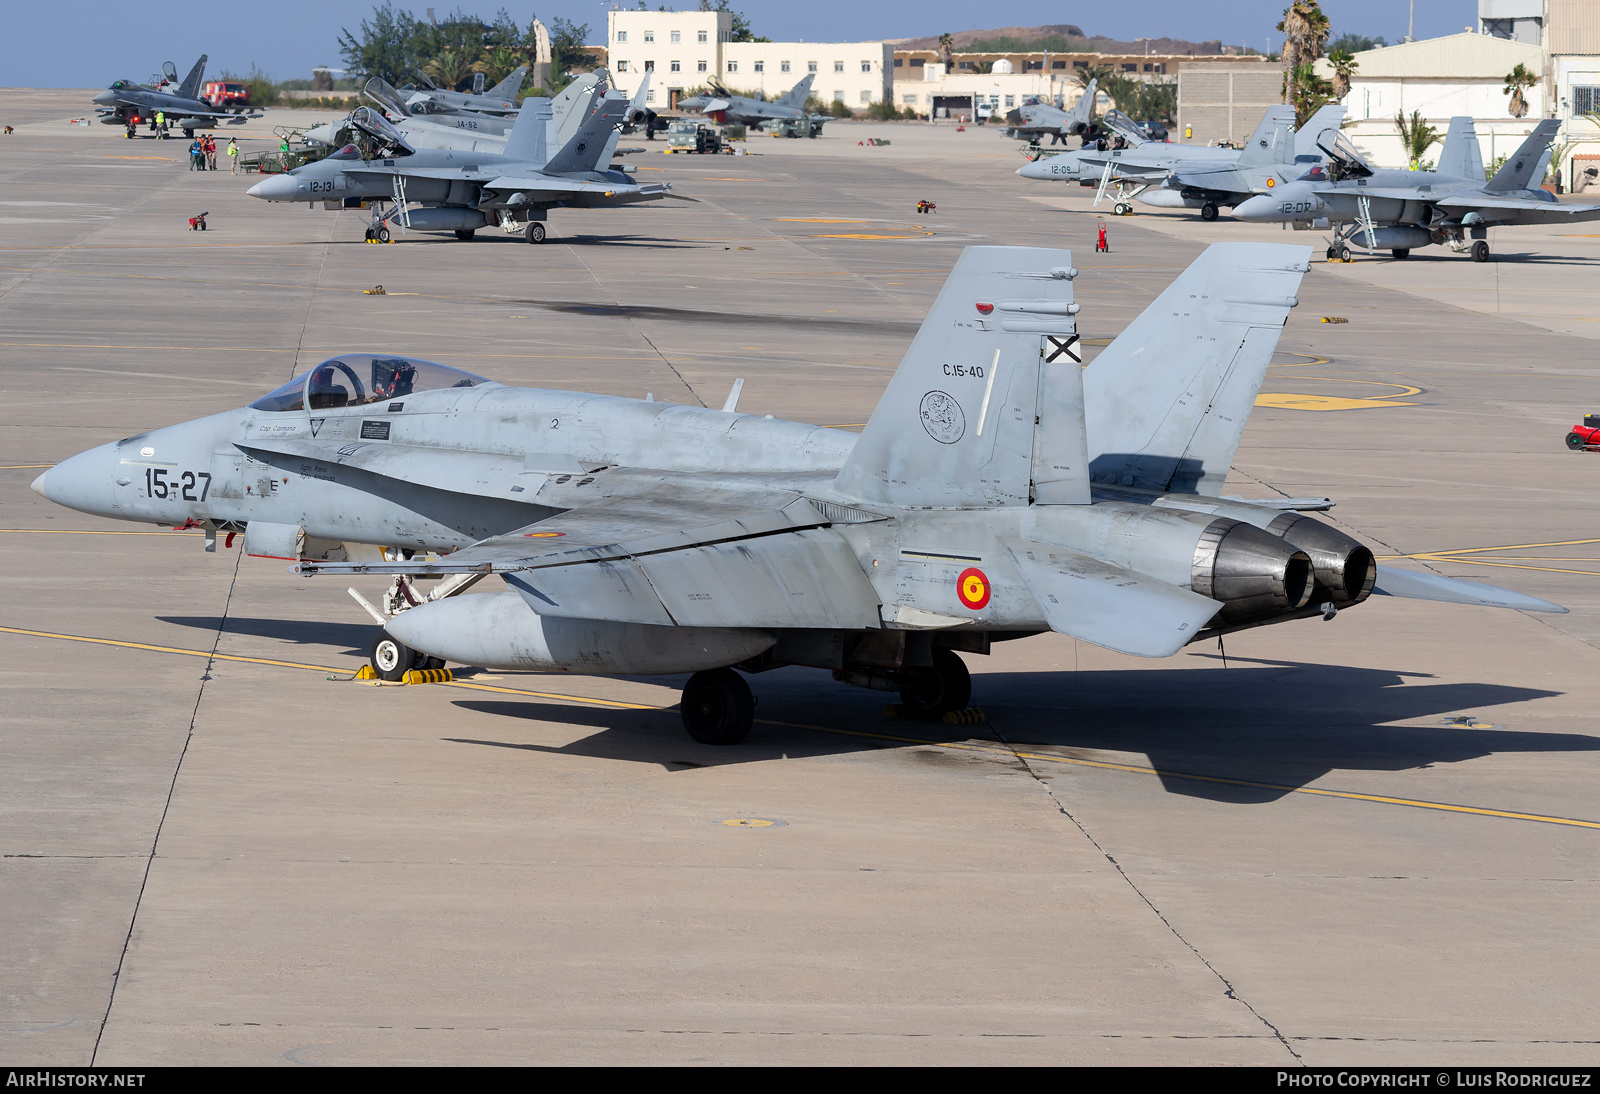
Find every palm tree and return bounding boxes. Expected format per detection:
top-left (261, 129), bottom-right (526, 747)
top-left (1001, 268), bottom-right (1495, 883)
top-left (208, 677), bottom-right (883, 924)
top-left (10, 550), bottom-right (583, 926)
top-left (938, 33), bottom-right (954, 70)
top-left (425, 48), bottom-right (472, 92)
top-left (1395, 110), bottom-right (1440, 170)
top-left (476, 45), bottom-right (520, 88)
top-left (1277, 1), bottom-right (1331, 103)
top-left (1503, 62), bottom-right (1537, 119)
top-left (1290, 63), bottom-right (1335, 127)
top-left (1076, 63), bottom-right (1113, 90)
top-left (1327, 47), bottom-right (1358, 100)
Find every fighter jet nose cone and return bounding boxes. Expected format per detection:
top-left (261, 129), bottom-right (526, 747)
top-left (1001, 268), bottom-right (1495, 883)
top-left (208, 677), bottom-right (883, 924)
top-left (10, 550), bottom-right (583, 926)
top-left (93, 90), bottom-right (114, 105)
top-left (1232, 194), bottom-right (1276, 221)
top-left (31, 447), bottom-right (118, 517)
top-left (246, 175), bottom-right (297, 201)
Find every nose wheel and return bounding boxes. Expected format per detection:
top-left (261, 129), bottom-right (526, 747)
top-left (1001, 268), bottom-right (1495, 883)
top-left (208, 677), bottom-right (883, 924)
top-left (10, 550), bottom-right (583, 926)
top-left (896, 649), bottom-right (972, 720)
top-left (368, 629), bottom-right (443, 681)
top-left (680, 668), bottom-right (754, 745)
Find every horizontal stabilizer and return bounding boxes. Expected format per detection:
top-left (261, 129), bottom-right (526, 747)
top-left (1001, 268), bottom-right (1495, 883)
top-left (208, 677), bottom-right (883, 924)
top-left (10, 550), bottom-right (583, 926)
top-left (1004, 540), bottom-right (1221, 657)
top-left (1372, 565), bottom-right (1567, 613)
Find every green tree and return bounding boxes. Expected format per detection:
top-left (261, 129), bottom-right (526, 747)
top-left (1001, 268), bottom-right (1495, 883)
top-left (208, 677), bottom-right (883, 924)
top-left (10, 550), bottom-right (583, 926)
top-left (1328, 32), bottom-right (1385, 53)
top-left (338, 2), bottom-right (425, 85)
top-left (1288, 63), bottom-right (1334, 126)
top-left (1504, 62), bottom-right (1537, 118)
top-left (476, 43), bottom-right (521, 86)
top-left (938, 33), bottom-right (954, 69)
top-left (1327, 47), bottom-right (1358, 100)
top-left (1395, 110), bottom-right (1440, 169)
top-left (548, 17), bottom-right (591, 82)
top-left (425, 47), bottom-right (473, 90)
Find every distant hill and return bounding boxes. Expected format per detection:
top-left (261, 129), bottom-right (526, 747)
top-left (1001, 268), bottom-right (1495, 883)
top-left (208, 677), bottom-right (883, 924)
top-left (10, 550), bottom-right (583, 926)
top-left (890, 25), bottom-right (1253, 56)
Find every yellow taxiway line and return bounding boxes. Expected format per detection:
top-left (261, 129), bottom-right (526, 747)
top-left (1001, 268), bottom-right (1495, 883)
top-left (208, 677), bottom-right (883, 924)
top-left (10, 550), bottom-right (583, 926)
top-left (3, 622), bottom-right (1596, 831)
top-left (1380, 538), bottom-right (1600, 578)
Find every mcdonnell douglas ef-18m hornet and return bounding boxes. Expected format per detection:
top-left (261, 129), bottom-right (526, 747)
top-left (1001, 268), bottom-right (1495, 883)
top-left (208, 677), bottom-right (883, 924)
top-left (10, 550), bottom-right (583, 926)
top-left (31, 244), bottom-right (1564, 745)
top-left (1018, 104), bottom-right (1345, 220)
top-left (1234, 118), bottom-right (1600, 262)
top-left (247, 90), bottom-right (669, 244)
top-left (93, 55), bottom-right (264, 138)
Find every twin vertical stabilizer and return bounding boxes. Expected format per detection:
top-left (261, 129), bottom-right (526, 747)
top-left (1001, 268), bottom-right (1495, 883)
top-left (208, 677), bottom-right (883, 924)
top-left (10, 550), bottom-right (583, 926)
top-left (835, 243), bottom-right (1311, 509)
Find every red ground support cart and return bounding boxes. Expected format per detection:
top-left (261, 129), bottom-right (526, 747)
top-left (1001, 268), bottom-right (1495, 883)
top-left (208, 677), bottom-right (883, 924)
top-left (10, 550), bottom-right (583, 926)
top-left (1565, 414), bottom-right (1600, 451)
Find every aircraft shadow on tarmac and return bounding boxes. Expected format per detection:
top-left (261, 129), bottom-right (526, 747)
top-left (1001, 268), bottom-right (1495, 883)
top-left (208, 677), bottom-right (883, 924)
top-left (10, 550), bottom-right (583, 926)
top-left (158, 615), bottom-right (373, 656)
top-left (528, 299), bottom-right (921, 334)
top-left (446, 658), bottom-right (1589, 805)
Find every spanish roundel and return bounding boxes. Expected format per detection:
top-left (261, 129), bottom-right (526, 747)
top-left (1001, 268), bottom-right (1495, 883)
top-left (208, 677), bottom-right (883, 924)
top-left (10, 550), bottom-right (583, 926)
top-left (956, 567), bottom-right (991, 610)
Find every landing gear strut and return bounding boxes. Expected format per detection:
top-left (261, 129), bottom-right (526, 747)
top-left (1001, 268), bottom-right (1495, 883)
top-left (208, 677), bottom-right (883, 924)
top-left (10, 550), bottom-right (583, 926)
top-left (897, 649), bottom-right (972, 720)
top-left (680, 668), bottom-right (754, 745)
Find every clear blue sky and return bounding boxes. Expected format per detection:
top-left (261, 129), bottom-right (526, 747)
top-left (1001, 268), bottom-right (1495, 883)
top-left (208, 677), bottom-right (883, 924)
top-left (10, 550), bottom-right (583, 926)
top-left (5, 2), bottom-right (1475, 87)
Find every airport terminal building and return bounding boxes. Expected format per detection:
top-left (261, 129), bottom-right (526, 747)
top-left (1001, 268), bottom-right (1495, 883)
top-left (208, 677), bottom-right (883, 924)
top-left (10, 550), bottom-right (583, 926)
top-left (604, 9), bottom-right (891, 111)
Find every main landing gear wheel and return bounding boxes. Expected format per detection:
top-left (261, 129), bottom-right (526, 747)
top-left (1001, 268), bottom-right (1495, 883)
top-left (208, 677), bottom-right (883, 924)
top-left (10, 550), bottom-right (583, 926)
top-left (1200, 202), bottom-right (1219, 221)
top-left (375, 226), bottom-right (391, 243)
top-left (525, 222), bottom-right (546, 244)
top-left (363, 228), bottom-right (375, 242)
top-left (680, 668), bottom-right (754, 745)
top-left (454, 229), bottom-right (476, 241)
top-left (369, 629), bottom-right (416, 682)
top-left (1113, 201), bottom-right (1131, 216)
top-left (1471, 239), bottom-right (1490, 263)
top-left (1567, 431), bottom-right (1587, 450)
top-left (898, 649), bottom-right (972, 721)
top-left (1325, 245), bottom-right (1337, 261)
top-left (1338, 245), bottom-right (1353, 263)
top-left (1391, 247), bottom-right (1410, 259)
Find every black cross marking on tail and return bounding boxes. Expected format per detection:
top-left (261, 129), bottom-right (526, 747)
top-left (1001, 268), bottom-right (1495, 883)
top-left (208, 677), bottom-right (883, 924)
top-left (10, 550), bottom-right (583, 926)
top-left (1044, 334), bottom-right (1081, 363)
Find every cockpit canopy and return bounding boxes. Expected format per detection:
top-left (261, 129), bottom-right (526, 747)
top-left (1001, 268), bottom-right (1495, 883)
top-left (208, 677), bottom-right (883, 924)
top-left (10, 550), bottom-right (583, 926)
top-left (249, 354), bottom-right (489, 412)
top-left (1308, 129), bottom-right (1373, 180)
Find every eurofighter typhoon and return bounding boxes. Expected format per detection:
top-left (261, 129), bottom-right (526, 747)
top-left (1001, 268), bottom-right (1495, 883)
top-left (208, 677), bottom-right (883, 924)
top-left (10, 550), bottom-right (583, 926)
top-left (31, 245), bottom-right (1563, 745)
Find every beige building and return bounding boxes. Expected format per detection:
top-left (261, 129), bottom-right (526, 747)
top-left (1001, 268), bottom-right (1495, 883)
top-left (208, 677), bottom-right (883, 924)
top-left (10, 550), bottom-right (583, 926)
top-left (1311, 33), bottom-right (1549, 173)
top-left (892, 50), bottom-right (1255, 121)
top-left (603, 8), bottom-right (889, 110)
top-left (1176, 63), bottom-right (1282, 145)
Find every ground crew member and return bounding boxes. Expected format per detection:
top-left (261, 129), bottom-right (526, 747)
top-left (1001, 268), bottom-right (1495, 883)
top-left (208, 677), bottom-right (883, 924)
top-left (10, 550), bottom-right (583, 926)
top-left (189, 138), bottom-right (203, 170)
top-left (228, 138), bottom-right (239, 173)
top-left (155, 110), bottom-right (164, 138)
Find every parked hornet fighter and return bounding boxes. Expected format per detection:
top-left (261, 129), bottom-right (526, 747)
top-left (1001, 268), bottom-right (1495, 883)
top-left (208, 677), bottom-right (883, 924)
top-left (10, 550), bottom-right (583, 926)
top-left (1234, 118), bottom-right (1600, 261)
top-left (247, 92), bottom-right (669, 243)
top-left (31, 245), bottom-right (1564, 744)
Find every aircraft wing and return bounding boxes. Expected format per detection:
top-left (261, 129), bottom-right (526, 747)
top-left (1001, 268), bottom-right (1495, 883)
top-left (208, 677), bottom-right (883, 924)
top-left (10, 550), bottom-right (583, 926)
top-left (298, 486), bottom-right (886, 629)
top-left (1435, 194), bottom-right (1600, 217)
top-left (1004, 540), bottom-right (1221, 657)
top-left (482, 175), bottom-right (663, 201)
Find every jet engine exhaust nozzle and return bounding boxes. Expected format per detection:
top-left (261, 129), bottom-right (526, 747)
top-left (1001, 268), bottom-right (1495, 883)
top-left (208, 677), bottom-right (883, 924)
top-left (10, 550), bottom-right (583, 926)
top-left (1192, 518), bottom-right (1315, 622)
top-left (1266, 513), bottom-right (1377, 606)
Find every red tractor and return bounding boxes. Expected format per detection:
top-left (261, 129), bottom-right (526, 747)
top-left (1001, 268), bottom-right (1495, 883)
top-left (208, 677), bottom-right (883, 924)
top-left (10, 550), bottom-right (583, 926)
top-left (1565, 414), bottom-right (1600, 451)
